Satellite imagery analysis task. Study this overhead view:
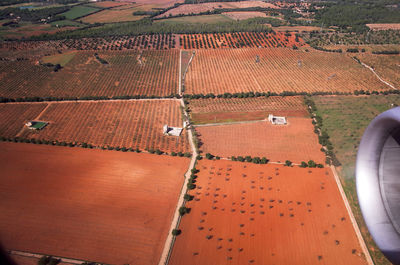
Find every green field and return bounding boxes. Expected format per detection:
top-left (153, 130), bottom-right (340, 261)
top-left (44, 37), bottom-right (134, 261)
top-left (313, 94), bottom-right (400, 265)
top-left (50, 19), bottom-right (83, 27)
top-left (155, 14), bottom-right (233, 24)
top-left (61, 5), bottom-right (100, 20)
top-left (41, 51), bottom-right (77, 67)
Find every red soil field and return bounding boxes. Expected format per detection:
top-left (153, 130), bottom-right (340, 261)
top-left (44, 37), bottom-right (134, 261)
top-left (185, 48), bottom-right (388, 94)
top-left (156, 1), bottom-right (278, 18)
top-left (0, 50), bottom-right (179, 99)
top-left (0, 103), bottom-right (47, 138)
top-left (188, 96), bottom-right (308, 124)
top-left (366, 23), bottom-right (400, 31)
top-left (196, 118), bottom-right (324, 163)
top-left (222, 11), bottom-right (268, 20)
top-left (0, 142), bottom-right (189, 265)
top-left (0, 100), bottom-right (191, 153)
top-left (180, 32), bottom-right (305, 49)
top-left (170, 160), bottom-right (367, 265)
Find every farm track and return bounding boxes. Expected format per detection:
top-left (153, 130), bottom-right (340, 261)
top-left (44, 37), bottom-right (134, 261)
top-left (330, 166), bottom-right (374, 265)
top-left (357, 59), bottom-right (397, 90)
top-left (10, 250), bottom-right (94, 265)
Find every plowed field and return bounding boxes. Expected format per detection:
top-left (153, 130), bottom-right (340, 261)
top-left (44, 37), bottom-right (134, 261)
top-left (170, 159), bottom-right (367, 265)
top-left (195, 118), bottom-right (324, 163)
top-left (188, 96), bottom-right (308, 124)
top-left (0, 142), bottom-right (189, 265)
top-left (185, 48), bottom-right (388, 94)
top-left (0, 100), bottom-right (190, 154)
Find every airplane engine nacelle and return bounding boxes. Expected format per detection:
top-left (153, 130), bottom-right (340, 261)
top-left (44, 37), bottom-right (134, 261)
top-left (356, 106), bottom-right (400, 265)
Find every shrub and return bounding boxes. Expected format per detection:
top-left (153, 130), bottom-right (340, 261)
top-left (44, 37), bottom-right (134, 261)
top-left (187, 183), bottom-right (196, 189)
top-left (171, 152), bottom-right (177, 156)
top-left (237, 156), bottom-right (245, 162)
top-left (215, 156), bottom-right (220, 160)
top-left (299, 161), bottom-right (308, 168)
top-left (205, 153), bottom-right (214, 160)
top-left (155, 149), bottom-right (163, 155)
top-left (252, 157), bottom-right (261, 164)
top-left (308, 160), bottom-right (317, 168)
top-left (317, 164), bottom-right (324, 168)
top-left (245, 156), bottom-right (252, 162)
top-left (172, 229), bottom-right (181, 236)
top-left (191, 168), bottom-right (199, 174)
top-left (231, 156), bottom-right (237, 161)
top-left (184, 152), bottom-right (191, 158)
top-left (178, 152), bottom-right (184, 157)
top-left (184, 194), bottom-right (194, 201)
top-left (285, 160), bottom-right (292, 167)
top-left (179, 206), bottom-right (191, 216)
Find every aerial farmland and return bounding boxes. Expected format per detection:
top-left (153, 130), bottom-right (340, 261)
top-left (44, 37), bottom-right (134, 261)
top-left (0, 0), bottom-right (398, 265)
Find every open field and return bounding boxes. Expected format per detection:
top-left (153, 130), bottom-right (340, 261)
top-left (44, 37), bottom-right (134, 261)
top-left (155, 14), bottom-right (233, 24)
top-left (0, 22), bottom-right (77, 39)
top-left (273, 25), bottom-right (322, 32)
top-left (170, 160), bottom-right (367, 265)
top-left (89, 1), bottom-right (129, 8)
top-left (357, 53), bottom-right (400, 88)
top-left (313, 95), bottom-right (400, 265)
top-left (366, 23), bottom-right (400, 31)
top-left (0, 50), bottom-right (179, 99)
top-left (222, 11), bottom-right (267, 20)
top-left (0, 142), bottom-right (189, 265)
top-left (196, 118), bottom-right (324, 163)
top-left (156, 1), bottom-right (278, 18)
top-left (0, 100), bottom-right (190, 153)
top-left (61, 5), bottom-right (100, 20)
top-left (188, 96), bottom-right (308, 124)
top-left (185, 48), bottom-right (388, 94)
top-left (41, 51), bottom-right (77, 66)
top-left (180, 32), bottom-right (305, 49)
top-left (81, 4), bottom-right (152, 23)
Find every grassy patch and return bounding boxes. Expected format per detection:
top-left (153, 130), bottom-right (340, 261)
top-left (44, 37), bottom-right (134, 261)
top-left (41, 51), bottom-right (77, 67)
top-left (50, 19), bottom-right (83, 27)
top-left (313, 94), bottom-right (400, 265)
top-left (61, 5), bottom-right (100, 20)
top-left (155, 14), bottom-right (233, 24)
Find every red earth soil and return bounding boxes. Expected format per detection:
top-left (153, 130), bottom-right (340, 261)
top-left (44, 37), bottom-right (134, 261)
top-left (0, 142), bottom-right (189, 265)
top-left (169, 159), bottom-right (367, 265)
top-left (196, 118), bottom-right (325, 163)
top-left (188, 96), bottom-right (308, 124)
top-left (0, 100), bottom-right (190, 154)
top-left (180, 32), bottom-right (305, 49)
top-left (185, 48), bottom-right (388, 94)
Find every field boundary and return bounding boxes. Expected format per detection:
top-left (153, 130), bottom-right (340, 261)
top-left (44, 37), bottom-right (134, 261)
top-left (158, 98), bottom-right (198, 265)
top-left (9, 249), bottom-right (104, 265)
top-left (330, 166), bottom-right (374, 265)
top-left (356, 59), bottom-right (397, 90)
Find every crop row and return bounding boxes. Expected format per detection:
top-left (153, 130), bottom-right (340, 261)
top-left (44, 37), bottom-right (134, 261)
top-left (180, 31), bottom-right (305, 49)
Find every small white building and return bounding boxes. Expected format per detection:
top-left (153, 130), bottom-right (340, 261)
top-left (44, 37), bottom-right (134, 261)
top-left (268, 114), bottom-right (287, 125)
top-left (163, 125), bottom-right (183, 136)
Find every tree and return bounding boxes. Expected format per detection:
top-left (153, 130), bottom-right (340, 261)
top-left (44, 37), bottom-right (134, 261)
top-left (308, 160), bottom-right (317, 168)
top-left (285, 160), bottom-right (292, 167)
top-left (300, 161), bottom-right (308, 168)
top-left (172, 229), bottom-right (181, 236)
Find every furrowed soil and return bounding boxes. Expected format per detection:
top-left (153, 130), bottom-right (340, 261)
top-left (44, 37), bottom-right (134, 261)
top-left (185, 48), bottom-right (388, 94)
top-left (188, 96), bottom-right (308, 124)
top-left (0, 142), bottom-right (189, 265)
top-left (196, 118), bottom-right (324, 163)
top-left (0, 100), bottom-right (190, 154)
top-left (170, 160), bottom-right (367, 265)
